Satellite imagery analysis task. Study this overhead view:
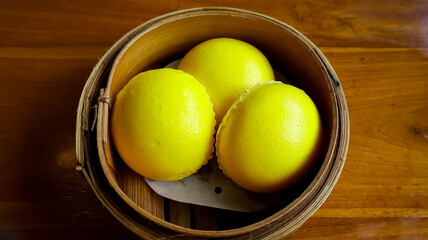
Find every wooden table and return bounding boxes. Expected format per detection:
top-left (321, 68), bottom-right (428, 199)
top-left (1, 0), bottom-right (427, 239)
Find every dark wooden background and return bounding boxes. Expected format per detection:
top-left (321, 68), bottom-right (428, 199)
top-left (1, 0), bottom-right (427, 239)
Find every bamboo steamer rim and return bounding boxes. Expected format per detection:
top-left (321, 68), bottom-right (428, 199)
top-left (76, 7), bottom-right (349, 239)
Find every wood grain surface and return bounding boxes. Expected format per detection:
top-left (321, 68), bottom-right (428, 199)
top-left (0, 0), bottom-right (427, 239)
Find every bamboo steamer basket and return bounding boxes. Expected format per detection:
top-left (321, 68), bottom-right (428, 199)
top-left (76, 7), bottom-right (349, 239)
